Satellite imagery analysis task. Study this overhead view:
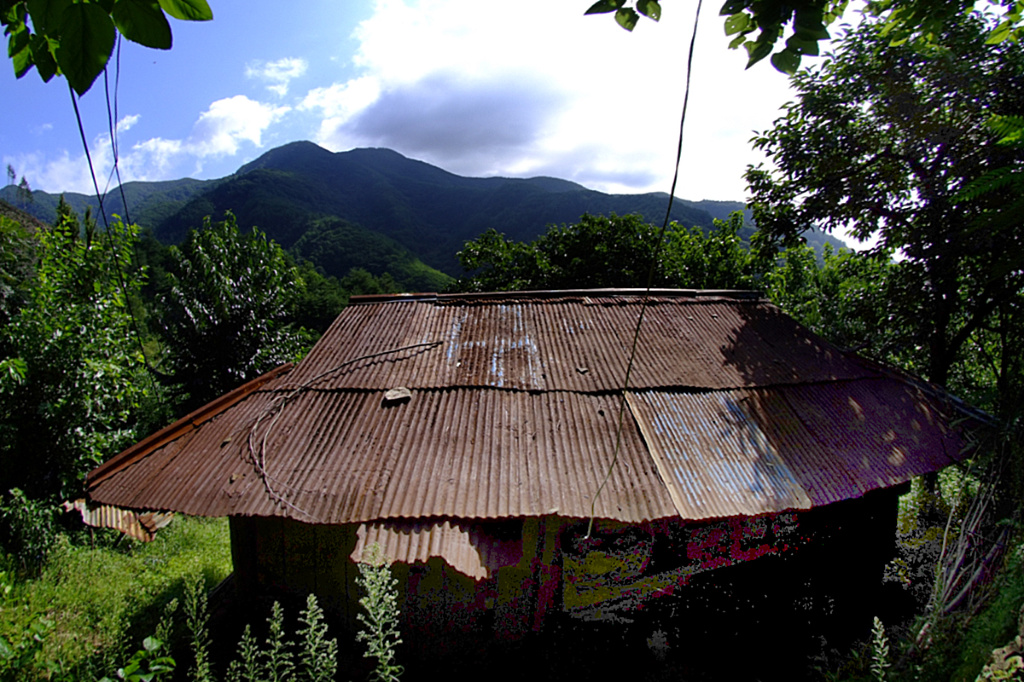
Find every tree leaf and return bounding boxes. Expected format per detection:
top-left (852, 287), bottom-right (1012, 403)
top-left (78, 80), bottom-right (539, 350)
top-left (112, 0), bottom-right (171, 49)
top-left (615, 6), bottom-right (638, 30)
top-left (637, 0), bottom-right (661, 21)
top-left (985, 19), bottom-right (1012, 44)
top-left (29, 32), bottom-right (56, 81)
top-left (745, 38), bottom-right (773, 67)
top-left (584, 0), bottom-right (624, 15)
top-left (770, 48), bottom-right (801, 74)
top-left (157, 0), bottom-right (212, 21)
top-left (719, 0), bottom-right (749, 16)
top-left (7, 23), bottom-right (32, 77)
top-left (724, 12), bottom-right (750, 35)
top-left (786, 34), bottom-right (820, 55)
top-left (54, 2), bottom-right (115, 95)
top-left (26, 0), bottom-right (73, 34)
top-left (728, 33), bottom-right (747, 48)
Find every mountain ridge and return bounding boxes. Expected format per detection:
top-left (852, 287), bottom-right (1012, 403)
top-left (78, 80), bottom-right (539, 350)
top-left (1, 141), bottom-right (846, 286)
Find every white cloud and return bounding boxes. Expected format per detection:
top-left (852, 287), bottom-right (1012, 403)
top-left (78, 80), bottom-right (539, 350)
top-left (10, 97), bottom-right (290, 193)
top-left (299, 76), bottom-right (381, 145)
top-left (188, 95), bottom-right (290, 157)
top-left (297, 0), bottom-right (799, 200)
top-left (116, 114), bottom-right (141, 133)
top-left (246, 57), bottom-right (308, 96)
top-left (126, 95), bottom-right (289, 178)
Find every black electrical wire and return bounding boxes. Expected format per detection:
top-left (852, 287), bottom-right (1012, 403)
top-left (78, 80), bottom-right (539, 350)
top-left (587, 0), bottom-right (705, 537)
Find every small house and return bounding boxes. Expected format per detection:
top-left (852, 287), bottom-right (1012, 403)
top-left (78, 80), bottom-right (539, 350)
top-left (85, 289), bottom-right (973, 664)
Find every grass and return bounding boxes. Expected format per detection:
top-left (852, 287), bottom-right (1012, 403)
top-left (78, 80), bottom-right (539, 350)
top-left (0, 515), bottom-right (231, 681)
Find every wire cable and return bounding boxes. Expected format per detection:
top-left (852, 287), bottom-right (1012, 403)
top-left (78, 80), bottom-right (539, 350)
top-left (586, 0), bottom-right (704, 537)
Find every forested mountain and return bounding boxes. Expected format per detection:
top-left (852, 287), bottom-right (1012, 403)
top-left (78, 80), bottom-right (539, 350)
top-left (0, 142), bottom-right (844, 287)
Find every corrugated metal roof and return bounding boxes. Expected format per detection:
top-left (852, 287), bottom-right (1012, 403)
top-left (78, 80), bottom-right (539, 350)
top-left (86, 290), bottom-right (970, 533)
top-left (352, 520), bottom-right (524, 580)
top-left (62, 499), bottom-right (174, 542)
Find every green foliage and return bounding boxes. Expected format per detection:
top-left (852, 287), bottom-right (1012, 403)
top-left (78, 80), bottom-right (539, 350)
top-left (290, 261), bottom-right (349, 334)
top-left (871, 617), bottom-right (891, 682)
top-left (158, 212), bottom-right (309, 412)
top-left (453, 213), bottom-right (732, 292)
top-left (664, 212), bottom-right (753, 290)
top-left (746, 12), bottom-right (1024, 390)
top-left (356, 544), bottom-right (403, 682)
top-left (0, 200), bottom-right (148, 505)
top-left (0, 516), bottom-right (231, 681)
top-left (225, 624), bottom-right (260, 682)
top-left (99, 636), bottom-right (176, 682)
top-left (0, 571), bottom-right (53, 681)
top-left (262, 601), bottom-right (295, 682)
top-left (0, 489), bottom-right (56, 572)
top-left (588, 0), bottom-right (1023, 74)
top-left (224, 597), bottom-right (338, 682)
top-left (0, 213), bottom-right (33, 326)
top-left (297, 594), bottom-right (338, 682)
top-left (339, 267), bottom-right (399, 297)
top-left (184, 575), bottom-right (212, 682)
top-left (290, 216), bottom-right (451, 294)
top-left (1, 0), bottom-right (213, 95)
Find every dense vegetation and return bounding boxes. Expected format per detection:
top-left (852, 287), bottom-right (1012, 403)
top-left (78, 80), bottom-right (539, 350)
top-left (0, 5), bottom-right (1022, 680)
top-left (0, 143), bottom-right (765, 279)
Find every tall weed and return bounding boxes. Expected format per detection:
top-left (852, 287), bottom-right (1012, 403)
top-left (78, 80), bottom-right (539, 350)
top-left (356, 544), bottom-right (403, 682)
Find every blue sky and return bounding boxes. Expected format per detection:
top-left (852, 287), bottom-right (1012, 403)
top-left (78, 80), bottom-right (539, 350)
top-left (0, 0), bottom-right (806, 201)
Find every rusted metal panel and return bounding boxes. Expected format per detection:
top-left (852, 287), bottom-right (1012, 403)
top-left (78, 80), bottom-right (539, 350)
top-left (86, 291), bottom-right (973, 533)
top-left (627, 391), bottom-right (814, 519)
top-left (627, 379), bottom-right (964, 519)
top-left (89, 388), bottom-right (679, 523)
top-left (280, 294), bottom-right (873, 393)
top-left (352, 520), bottom-right (525, 580)
top-left (62, 499), bottom-right (173, 542)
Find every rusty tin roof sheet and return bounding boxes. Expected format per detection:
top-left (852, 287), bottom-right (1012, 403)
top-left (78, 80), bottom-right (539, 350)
top-left (87, 290), bottom-right (970, 531)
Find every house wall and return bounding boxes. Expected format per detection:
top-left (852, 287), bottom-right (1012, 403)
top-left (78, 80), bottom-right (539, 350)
top-left (229, 516), bottom-right (362, 623)
top-left (228, 485), bottom-right (901, 655)
top-left (228, 515), bottom-right (561, 641)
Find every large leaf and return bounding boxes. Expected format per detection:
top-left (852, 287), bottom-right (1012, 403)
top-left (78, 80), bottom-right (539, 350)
top-left (985, 18), bottom-right (1013, 44)
top-left (54, 2), bottom-right (115, 95)
top-left (770, 48), bottom-right (801, 74)
top-left (786, 34), bottom-right (820, 55)
top-left (26, 0), bottom-right (72, 34)
top-left (157, 0), bottom-right (211, 21)
top-left (724, 11), bottom-right (751, 35)
top-left (585, 0), bottom-right (624, 15)
top-left (744, 38), bottom-right (773, 67)
top-left (615, 6), bottom-right (638, 30)
top-left (7, 21), bottom-right (31, 77)
top-left (29, 31), bottom-right (56, 80)
top-left (719, 0), bottom-right (749, 15)
top-left (637, 0), bottom-right (661, 21)
top-left (112, 0), bottom-right (171, 49)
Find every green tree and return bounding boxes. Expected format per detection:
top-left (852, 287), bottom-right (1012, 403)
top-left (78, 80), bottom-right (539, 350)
top-left (1, 0), bottom-right (213, 95)
top-left (0, 208), bottom-right (35, 329)
top-left (290, 261), bottom-right (349, 333)
top-left (664, 212), bottom-right (753, 290)
top-left (745, 13), bottom-right (1024, 391)
top-left (453, 213), bottom-right (686, 292)
top-left (587, 0), bottom-right (1024, 74)
top-left (452, 212), bottom-right (764, 293)
top-left (158, 212), bottom-right (309, 412)
top-left (339, 267), bottom-right (400, 297)
top-left (0, 199), bottom-right (147, 503)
